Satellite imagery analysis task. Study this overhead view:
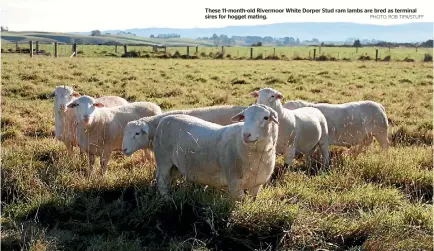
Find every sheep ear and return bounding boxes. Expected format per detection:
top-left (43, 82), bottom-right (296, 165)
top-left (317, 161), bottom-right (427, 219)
top-left (72, 92), bottom-right (80, 97)
top-left (270, 112), bottom-right (279, 124)
top-left (94, 102), bottom-right (104, 108)
top-left (249, 91), bottom-right (259, 97)
top-left (230, 112), bottom-right (245, 122)
top-left (276, 93), bottom-right (284, 100)
top-left (67, 102), bottom-right (77, 108)
top-left (140, 123), bottom-right (149, 134)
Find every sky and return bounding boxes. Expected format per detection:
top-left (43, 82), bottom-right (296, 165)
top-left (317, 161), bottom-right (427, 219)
top-left (0, 0), bottom-right (432, 32)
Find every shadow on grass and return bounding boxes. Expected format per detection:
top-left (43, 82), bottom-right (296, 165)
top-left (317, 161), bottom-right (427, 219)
top-left (14, 182), bottom-right (293, 251)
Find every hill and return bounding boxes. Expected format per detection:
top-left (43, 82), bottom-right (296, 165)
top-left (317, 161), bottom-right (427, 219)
top-left (0, 31), bottom-right (215, 46)
top-left (100, 22), bottom-right (433, 43)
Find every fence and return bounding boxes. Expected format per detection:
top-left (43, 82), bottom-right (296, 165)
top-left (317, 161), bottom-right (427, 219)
top-left (1, 41), bottom-right (432, 62)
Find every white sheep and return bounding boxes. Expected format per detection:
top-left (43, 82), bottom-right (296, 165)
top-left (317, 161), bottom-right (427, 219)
top-left (121, 105), bottom-right (247, 156)
top-left (251, 88), bottom-right (330, 169)
top-left (49, 86), bottom-right (128, 156)
top-left (152, 104), bottom-right (279, 201)
top-left (66, 95), bottom-right (162, 175)
top-left (283, 99), bottom-right (389, 154)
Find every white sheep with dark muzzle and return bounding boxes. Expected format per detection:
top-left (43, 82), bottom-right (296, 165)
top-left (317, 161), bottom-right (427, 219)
top-left (49, 86), bottom-right (129, 156)
top-left (121, 105), bottom-right (247, 156)
top-left (251, 88), bottom-right (330, 169)
top-left (66, 95), bottom-right (162, 175)
top-left (152, 104), bottom-right (279, 201)
top-left (283, 99), bottom-right (389, 154)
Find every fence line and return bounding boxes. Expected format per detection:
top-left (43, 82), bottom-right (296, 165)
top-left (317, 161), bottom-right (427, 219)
top-left (1, 41), bottom-right (432, 62)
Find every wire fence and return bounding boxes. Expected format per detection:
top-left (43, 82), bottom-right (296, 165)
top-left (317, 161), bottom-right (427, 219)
top-left (2, 42), bottom-right (432, 62)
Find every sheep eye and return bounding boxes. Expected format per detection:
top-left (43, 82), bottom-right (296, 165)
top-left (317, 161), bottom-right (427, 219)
top-left (135, 132), bottom-right (140, 135)
top-left (264, 116), bottom-right (269, 120)
top-left (271, 95), bottom-right (275, 98)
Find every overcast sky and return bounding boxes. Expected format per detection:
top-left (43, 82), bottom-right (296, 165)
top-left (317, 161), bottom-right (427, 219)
top-left (0, 0), bottom-right (431, 32)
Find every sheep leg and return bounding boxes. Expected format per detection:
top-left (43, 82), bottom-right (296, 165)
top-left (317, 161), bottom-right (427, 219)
top-left (283, 145), bottom-right (296, 168)
top-left (248, 184), bottom-right (263, 198)
top-left (374, 132), bottom-right (389, 150)
top-left (305, 149), bottom-right (314, 169)
top-left (65, 142), bottom-right (74, 156)
top-left (100, 149), bottom-right (112, 176)
top-left (155, 161), bottom-right (173, 199)
top-left (88, 154), bottom-right (96, 176)
top-left (228, 179), bottom-right (245, 201)
top-left (319, 141), bottom-right (330, 170)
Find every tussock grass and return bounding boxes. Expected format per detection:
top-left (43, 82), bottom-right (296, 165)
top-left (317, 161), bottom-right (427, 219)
top-left (1, 54), bottom-right (432, 250)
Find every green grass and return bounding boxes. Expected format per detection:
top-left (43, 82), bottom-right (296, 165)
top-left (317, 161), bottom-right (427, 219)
top-left (3, 42), bottom-right (432, 62)
top-left (1, 31), bottom-right (215, 47)
top-left (1, 54), bottom-right (432, 250)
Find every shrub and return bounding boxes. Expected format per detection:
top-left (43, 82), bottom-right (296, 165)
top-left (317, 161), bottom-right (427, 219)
top-left (383, 55), bottom-right (391, 61)
top-left (254, 53), bottom-right (263, 60)
top-left (423, 54), bottom-right (432, 62)
top-left (121, 51), bottom-right (140, 58)
top-left (403, 57), bottom-right (415, 62)
top-left (172, 51), bottom-right (181, 58)
top-left (359, 55), bottom-right (372, 60)
top-left (316, 55), bottom-right (329, 61)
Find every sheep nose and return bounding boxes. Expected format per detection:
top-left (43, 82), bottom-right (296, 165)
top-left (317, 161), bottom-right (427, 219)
top-left (60, 104), bottom-right (65, 111)
top-left (243, 133), bottom-right (251, 142)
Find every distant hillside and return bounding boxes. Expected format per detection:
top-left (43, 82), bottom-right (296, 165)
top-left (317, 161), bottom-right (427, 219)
top-left (0, 31), bottom-right (215, 46)
top-left (100, 22), bottom-right (433, 43)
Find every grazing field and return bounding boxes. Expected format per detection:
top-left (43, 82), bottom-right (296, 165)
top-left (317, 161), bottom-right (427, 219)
top-left (3, 43), bottom-right (432, 61)
top-left (1, 54), bottom-right (433, 250)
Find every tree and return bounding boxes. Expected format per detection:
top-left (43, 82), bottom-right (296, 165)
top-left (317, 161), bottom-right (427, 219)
top-left (353, 39), bottom-right (362, 47)
top-left (150, 34), bottom-right (154, 38)
top-left (91, 30), bottom-right (101, 36)
top-left (420, 39), bottom-right (433, 48)
top-left (1, 26), bottom-right (8, 32)
top-left (212, 33), bottom-right (219, 45)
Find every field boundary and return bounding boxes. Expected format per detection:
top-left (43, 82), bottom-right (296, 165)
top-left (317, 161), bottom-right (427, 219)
top-left (2, 41), bottom-right (432, 62)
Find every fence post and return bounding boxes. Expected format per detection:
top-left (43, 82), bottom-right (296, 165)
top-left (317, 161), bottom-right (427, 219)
top-left (319, 46), bottom-right (321, 54)
top-left (388, 47), bottom-right (390, 52)
top-left (416, 47), bottom-right (418, 52)
top-left (375, 49), bottom-right (378, 62)
top-left (115, 45), bottom-right (118, 53)
top-left (309, 51), bottom-right (311, 58)
top-left (164, 46), bottom-right (167, 53)
top-left (356, 47), bottom-right (358, 53)
top-left (273, 48), bottom-right (276, 57)
top-left (250, 48), bottom-right (253, 59)
top-left (313, 49), bottom-right (316, 60)
top-left (337, 52), bottom-right (340, 59)
top-left (15, 41), bottom-right (18, 51)
top-left (29, 41), bottom-right (33, 57)
top-left (35, 41), bottom-right (39, 54)
top-left (187, 46), bottom-right (190, 57)
top-left (124, 44), bottom-right (128, 54)
top-left (196, 46), bottom-right (198, 54)
top-left (72, 43), bottom-right (77, 57)
top-left (54, 42), bottom-right (58, 57)
top-left (221, 46), bottom-right (224, 55)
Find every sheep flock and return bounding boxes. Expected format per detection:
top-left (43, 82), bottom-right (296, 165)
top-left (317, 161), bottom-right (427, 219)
top-left (50, 85), bottom-right (390, 201)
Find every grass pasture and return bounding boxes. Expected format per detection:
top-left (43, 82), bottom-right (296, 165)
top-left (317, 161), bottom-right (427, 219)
top-left (2, 42), bottom-right (432, 62)
top-left (1, 54), bottom-right (433, 250)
